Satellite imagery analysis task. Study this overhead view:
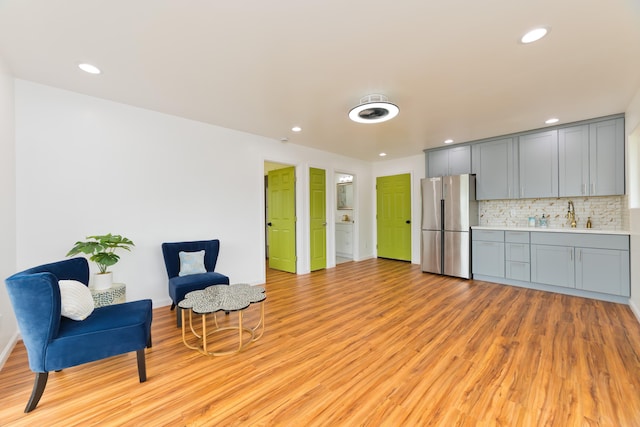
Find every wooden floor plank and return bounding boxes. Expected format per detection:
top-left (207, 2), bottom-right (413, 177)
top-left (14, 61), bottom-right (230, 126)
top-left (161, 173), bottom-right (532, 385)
top-left (1, 258), bottom-right (640, 426)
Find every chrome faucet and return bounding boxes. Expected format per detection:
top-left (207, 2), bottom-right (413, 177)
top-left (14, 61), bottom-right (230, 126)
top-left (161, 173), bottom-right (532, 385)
top-left (566, 201), bottom-right (577, 228)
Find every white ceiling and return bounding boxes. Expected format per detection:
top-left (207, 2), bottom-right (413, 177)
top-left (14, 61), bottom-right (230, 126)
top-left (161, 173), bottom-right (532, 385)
top-left (1, 0), bottom-right (639, 162)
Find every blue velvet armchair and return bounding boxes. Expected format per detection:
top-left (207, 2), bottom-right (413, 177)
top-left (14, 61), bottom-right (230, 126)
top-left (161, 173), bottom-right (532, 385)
top-left (5, 257), bottom-right (153, 413)
top-left (161, 239), bottom-right (230, 327)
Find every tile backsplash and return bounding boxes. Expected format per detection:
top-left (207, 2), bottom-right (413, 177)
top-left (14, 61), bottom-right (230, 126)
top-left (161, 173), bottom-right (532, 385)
top-left (479, 195), bottom-right (629, 230)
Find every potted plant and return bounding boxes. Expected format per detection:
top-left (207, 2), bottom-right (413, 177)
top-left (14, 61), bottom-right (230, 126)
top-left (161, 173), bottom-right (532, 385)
top-left (66, 234), bottom-right (135, 290)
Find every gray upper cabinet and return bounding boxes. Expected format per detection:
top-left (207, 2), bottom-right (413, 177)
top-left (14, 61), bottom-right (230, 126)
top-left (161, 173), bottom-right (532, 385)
top-left (471, 137), bottom-right (517, 200)
top-left (559, 118), bottom-right (624, 196)
top-left (590, 118), bottom-right (625, 196)
top-left (558, 124), bottom-right (590, 196)
top-left (518, 130), bottom-right (558, 199)
top-left (426, 145), bottom-right (471, 177)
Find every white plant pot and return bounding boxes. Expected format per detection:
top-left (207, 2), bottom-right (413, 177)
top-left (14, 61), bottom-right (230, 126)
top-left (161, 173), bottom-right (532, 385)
top-left (93, 272), bottom-right (113, 290)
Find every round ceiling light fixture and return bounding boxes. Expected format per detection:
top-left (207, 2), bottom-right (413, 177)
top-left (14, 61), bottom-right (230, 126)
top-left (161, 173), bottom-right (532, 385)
top-left (78, 63), bottom-right (101, 74)
top-left (349, 94), bottom-right (399, 124)
top-left (520, 27), bottom-right (549, 44)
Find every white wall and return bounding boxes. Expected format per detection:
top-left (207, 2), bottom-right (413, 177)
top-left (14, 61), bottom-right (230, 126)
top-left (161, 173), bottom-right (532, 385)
top-left (0, 57), bottom-right (18, 368)
top-left (14, 80), bottom-right (373, 307)
top-left (626, 86), bottom-right (640, 320)
top-left (372, 154), bottom-right (426, 265)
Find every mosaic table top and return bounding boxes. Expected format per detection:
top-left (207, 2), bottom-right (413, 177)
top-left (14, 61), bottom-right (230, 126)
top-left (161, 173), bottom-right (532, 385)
top-left (178, 284), bottom-right (266, 314)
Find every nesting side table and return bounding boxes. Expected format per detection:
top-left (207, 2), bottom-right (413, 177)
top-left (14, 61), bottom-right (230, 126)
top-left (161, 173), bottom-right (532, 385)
top-left (91, 283), bottom-right (126, 308)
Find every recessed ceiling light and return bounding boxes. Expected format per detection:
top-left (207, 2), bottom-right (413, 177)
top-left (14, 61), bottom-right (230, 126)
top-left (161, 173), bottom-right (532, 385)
top-left (78, 63), bottom-right (101, 74)
top-left (545, 118), bottom-right (559, 124)
top-left (444, 139), bottom-right (454, 144)
top-left (379, 152), bottom-right (387, 157)
top-left (291, 126), bottom-right (302, 132)
top-left (520, 27), bottom-right (549, 44)
top-left (349, 94), bottom-right (399, 124)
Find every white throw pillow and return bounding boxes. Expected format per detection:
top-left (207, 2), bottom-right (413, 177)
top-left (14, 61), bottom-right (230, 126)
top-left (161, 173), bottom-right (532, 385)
top-left (58, 279), bottom-right (95, 321)
top-left (179, 250), bottom-right (207, 276)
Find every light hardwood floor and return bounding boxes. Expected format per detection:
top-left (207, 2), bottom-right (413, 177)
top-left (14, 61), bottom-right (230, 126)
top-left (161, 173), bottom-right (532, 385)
top-left (2, 258), bottom-right (640, 426)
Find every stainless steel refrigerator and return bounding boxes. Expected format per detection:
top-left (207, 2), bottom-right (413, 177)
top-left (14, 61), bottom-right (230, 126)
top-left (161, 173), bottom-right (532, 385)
top-left (421, 174), bottom-right (478, 278)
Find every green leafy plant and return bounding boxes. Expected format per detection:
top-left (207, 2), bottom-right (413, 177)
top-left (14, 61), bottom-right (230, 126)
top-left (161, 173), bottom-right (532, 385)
top-left (66, 234), bottom-right (135, 274)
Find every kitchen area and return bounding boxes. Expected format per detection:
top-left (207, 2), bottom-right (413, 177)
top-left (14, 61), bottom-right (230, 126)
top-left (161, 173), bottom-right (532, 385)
top-left (423, 113), bottom-right (631, 303)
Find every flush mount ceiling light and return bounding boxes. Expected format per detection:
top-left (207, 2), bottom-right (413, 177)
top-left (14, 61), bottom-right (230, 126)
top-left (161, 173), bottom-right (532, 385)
top-left (545, 117), bottom-right (559, 124)
top-left (520, 27), bottom-right (549, 44)
top-left (349, 94), bottom-right (399, 124)
top-left (78, 63), bottom-right (101, 74)
top-left (444, 139), bottom-right (454, 144)
top-left (291, 126), bottom-right (302, 132)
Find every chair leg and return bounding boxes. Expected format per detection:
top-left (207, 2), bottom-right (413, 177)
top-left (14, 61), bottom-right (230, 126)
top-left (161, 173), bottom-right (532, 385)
top-left (147, 333), bottom-right (153, 349)
top-left (136, 349), bottom-right (147, 383)
top-left (170, 302), bottom-right (175, 311)
top-left (25, 372), bottom-right (48, 413)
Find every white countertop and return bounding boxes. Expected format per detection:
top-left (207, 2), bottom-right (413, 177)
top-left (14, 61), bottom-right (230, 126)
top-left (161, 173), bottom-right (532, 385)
top-left (472, 225), bottom-right (630, 235)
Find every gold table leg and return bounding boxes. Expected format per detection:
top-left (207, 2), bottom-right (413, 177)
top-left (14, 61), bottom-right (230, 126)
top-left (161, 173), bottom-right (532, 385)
top-left (181, 301), bottom-right (265, 356)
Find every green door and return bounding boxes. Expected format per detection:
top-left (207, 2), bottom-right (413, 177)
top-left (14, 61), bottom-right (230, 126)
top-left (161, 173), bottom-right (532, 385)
top-left (376, 173), bottom-right (411, 261)
top-left (309, 168), bottom-right (327, 271)
top-left (268, 167), bottom-right (296, 273)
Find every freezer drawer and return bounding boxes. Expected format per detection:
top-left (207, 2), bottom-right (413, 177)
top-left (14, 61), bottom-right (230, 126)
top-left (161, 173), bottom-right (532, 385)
top-left (444, 231), bottom-right (471, 278)
top-left (421, 230), bottom-right (442, 274)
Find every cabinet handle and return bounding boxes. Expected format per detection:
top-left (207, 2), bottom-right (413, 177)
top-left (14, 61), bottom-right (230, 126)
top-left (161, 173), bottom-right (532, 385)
top-left (591, 182), bottom-right (596, 195)
top-left (578, 249), bottom-right (582, 262)
top-left (570, 248), bottom-right (573, 261)
top-left (582, 183), bottom-right (586, 195)
top-left (521, 186), bottom-right (524, 197)
top-left (508, 187), bottom-right (511, 198)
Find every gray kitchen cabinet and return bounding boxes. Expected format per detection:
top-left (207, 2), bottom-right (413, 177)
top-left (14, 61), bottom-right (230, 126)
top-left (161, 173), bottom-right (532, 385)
top-left (505, 231), bottom-right (530, 281)
top-left (558, 124), bottom-right (589, 196)
top-left (530, 231), bottom-right (630, 296)
top-left (589, 118), bottom-right (625, 196)
top-left (576, 247), bottom-right (630, 296)
top-left (426, 145), bottom-right (471, 177)
top-left (518, 130), bottom-right (558, 198)
top-left (471, 137), bottom-right (517, 200)
top-left (530, 244), bottom-right (575, 288)
top-left (472, 230), bottom-right (505, 277)
top-left (558, 117), bottom-right (625, 197)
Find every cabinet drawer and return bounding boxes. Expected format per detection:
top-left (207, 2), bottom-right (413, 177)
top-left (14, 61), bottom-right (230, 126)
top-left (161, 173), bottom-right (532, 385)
top-left (472, 230), bottom-right (504, 242)
top-left (506, 261), bottom-right (530, 282)
top-left (530, 232), bottom-right (629, 250)
top-left (506, 243), bottom-right (530, 262)
top-left (505, 231), bottom-right (529, 244)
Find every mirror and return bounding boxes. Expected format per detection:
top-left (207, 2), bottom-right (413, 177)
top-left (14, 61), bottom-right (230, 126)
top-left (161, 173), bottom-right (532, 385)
top-left (337, 182), bottom-right (353, 209)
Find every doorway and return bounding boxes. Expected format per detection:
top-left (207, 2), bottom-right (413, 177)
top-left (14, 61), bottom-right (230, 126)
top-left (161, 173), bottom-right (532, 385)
top-left (336, 172), bottom-right (354, 264)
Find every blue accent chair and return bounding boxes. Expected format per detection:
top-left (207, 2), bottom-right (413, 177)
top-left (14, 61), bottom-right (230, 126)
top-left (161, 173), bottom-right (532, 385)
top-left (4, 257), bottom-right (153, 413)
top-left (161, 239), bottom-right (230, 327)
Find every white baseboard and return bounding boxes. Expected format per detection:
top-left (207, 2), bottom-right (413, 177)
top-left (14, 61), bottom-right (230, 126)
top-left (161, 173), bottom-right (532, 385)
top-left (629, 299), bottom-right (640, 325)
top-left (0, 331), bottom-right (20, 371)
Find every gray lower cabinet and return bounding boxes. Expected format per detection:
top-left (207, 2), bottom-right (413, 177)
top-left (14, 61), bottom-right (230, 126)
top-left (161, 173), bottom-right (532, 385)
top-left (472, 228), bottom-right (630, 299)
top-left (531, 244), bottom-right (575, 287)
top-left (530, 232), bottom-right (630, 297)
top-left (576, 247), bottom-right (629, 296)
top-left (472, 230), bottom-right (504, 277)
